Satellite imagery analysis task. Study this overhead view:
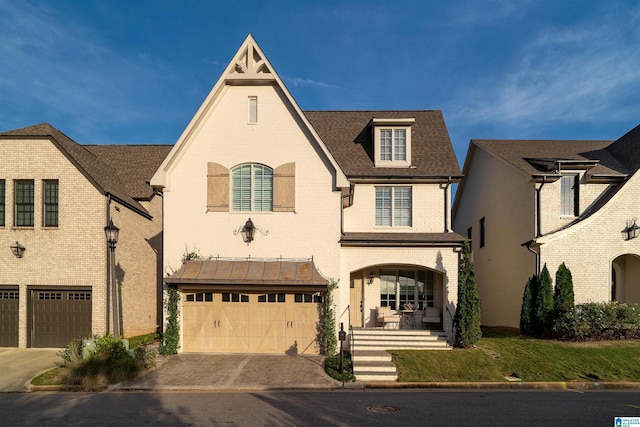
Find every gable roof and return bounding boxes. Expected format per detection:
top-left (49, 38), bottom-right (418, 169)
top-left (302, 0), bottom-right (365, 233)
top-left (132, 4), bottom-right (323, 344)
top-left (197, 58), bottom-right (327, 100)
top-left (0, 123), bottom-right (169, 218)
top-left (151, 34), bottom-right (349, 190)
top-left (85, 145), bottom-right (172, 200)
top-left (471, 139), bottom-right (628, 178)
top-left (304, 110), bottom-right (461, 179)
top-left (606, 124), bottom-right (640, 173)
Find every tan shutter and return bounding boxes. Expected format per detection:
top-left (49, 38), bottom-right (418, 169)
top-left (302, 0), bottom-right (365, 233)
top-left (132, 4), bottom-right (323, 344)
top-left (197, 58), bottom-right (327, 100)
top-left (207, 162), bottom-right (229, 212)
top-left (273, 162), bottom-right (295, 212)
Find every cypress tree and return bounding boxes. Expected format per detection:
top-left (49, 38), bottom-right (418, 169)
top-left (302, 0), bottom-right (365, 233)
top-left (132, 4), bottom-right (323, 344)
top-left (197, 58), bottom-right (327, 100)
top-left (534, 264), bottom-right (554, 335)
top-left (520, 274), bottom-right (537, 335)
top-left (554, 262), bottom-right (574, 316)
top-left (455, 240), bottom-right (482, 347)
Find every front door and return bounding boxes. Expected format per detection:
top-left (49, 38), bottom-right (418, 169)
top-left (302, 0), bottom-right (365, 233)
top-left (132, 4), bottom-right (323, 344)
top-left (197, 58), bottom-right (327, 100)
top-left (349, 277), bottom-right (363, 327)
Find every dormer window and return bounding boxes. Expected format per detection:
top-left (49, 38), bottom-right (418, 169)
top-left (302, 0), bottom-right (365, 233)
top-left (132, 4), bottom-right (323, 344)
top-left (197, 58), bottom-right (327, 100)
top-left (372, 118), bottom-right (414, 167)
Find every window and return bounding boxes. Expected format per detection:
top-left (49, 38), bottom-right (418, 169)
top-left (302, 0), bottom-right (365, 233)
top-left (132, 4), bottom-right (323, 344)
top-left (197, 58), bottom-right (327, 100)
top-left (222, 293), bottom-right (249, 303)
top-left (231, 164), bottom-right (273, 211)
top-left (294, 293), bottom-right (322, 303)
top-left (380, 270), bottom-right (434, 310)
top-left (379, 129), bottom-right (406, 161)
top-left (43, 180), bottom-right (59, 227)
top-left (249, 96), bottom-right (258, 123)
top-left (479, 217), bottom-right (485, 248)
top-left (561, 174), bottom-right (579, 216)
top-left (0, 180), bottom-right (4, 227)
top-left (258, 293), bottom-right (285, 303)
top-left (375, 187), bottom-right (411, 227)
top-left (185, 292), bottom-right (213, 302)
top-left (15, 180), bottom-right (34, 227)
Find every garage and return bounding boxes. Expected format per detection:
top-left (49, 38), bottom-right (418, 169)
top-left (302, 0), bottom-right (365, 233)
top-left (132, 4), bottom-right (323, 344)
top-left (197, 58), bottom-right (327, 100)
top-left (167, 259), bottom-right (328, 354)
top-left (0, 288), bottom-right (19, 347)
top-left (182, 291), bottom-right (321, 353)
top-left (31, 289), bottom-right (92, 348)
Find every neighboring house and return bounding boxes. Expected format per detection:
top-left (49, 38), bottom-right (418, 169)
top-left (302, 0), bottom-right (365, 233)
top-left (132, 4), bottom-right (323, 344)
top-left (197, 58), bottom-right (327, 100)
top-left (151, 35), bottom-right (464, 354)
top-left (0, 123), bottom-right (170, 348)
top-left (452, 125), bottom-right (640, 328)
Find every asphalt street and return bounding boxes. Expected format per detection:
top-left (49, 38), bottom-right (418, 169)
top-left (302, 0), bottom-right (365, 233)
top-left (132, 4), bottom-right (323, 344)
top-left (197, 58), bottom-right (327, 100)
top-left (2, 390), bottom-right (640, 426)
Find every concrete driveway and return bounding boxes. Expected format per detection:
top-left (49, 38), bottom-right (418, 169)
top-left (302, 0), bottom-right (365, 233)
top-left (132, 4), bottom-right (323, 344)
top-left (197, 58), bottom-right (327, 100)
top-left (113, 354), bottom-right (341, 391)
top-left (0, 348), bottom-right (60, 392)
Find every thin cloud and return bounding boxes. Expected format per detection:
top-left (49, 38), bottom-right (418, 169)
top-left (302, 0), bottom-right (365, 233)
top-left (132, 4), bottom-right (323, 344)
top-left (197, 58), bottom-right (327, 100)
top-left (283, 76), bottom-right (342, 89)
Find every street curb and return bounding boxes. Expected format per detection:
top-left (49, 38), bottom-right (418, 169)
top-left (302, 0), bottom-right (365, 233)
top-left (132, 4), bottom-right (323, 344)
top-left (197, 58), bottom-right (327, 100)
top-left (358, 381), bottom-right (640, 390)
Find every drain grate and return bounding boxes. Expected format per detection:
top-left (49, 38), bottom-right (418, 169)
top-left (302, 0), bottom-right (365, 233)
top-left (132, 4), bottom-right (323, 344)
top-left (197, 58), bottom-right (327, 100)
top-left (367, 405), bottom-right (400, 413)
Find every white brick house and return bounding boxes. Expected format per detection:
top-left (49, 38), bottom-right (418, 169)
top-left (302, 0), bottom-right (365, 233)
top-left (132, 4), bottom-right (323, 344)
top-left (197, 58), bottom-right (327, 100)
top-left (151, 35), bottom-right (464, 354)
top-left (0, 124), bottom-right (169, 347)
top-left (453, 126), bottom-right (640, 328)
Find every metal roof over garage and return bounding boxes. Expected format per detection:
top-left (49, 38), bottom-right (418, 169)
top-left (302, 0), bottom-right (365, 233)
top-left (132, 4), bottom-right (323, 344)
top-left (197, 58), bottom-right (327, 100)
top-left (164, 259), bottom-right (329, 288)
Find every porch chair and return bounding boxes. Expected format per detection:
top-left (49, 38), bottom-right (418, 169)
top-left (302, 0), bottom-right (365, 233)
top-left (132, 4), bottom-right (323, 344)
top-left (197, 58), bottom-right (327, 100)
top-left (422, 307), bottom-right (442, 324)
top-left (376, 306), bottom-right (401, 329)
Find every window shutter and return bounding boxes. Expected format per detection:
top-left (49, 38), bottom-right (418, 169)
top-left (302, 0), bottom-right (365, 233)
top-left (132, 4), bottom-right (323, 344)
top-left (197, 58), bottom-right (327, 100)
top-left (207, 162), bottom-right (229, 212)
top-left (273, 162), bottom-right (295, 212)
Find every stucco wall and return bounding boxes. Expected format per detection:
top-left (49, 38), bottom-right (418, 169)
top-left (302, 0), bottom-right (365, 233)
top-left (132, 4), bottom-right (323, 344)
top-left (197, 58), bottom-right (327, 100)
top-left (453, 146), bottom-right (536, 327)
top-left (0, 138), bottom-right (106, 347)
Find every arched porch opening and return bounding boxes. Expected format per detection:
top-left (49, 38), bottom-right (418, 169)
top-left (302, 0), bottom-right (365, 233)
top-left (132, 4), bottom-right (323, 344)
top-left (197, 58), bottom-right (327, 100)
top-left (612, 254), bottom-right (640, 304)
top-left (349, 265), bottom-right (445, 329)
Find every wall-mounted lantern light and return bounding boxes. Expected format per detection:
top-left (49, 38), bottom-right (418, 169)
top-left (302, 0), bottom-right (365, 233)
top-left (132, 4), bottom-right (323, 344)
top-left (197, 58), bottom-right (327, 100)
top-left (622, 218), bottom-right (639, 241)
top-left (366, 273), bottom-right (375, 285)
top-left (233, 218), bottom-right (269, 244)
top-left (10, 241), bottom-right (25, 258)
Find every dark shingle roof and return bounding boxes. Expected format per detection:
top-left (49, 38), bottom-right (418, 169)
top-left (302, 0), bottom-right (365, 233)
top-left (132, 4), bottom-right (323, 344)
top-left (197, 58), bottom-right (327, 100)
top-left (472, 139), bottom-right (628, 177)
top-left (606, 124), bottom-right (640, 173)
top-left (0, 123), bottom-right (171, 216)
top-left (304, 111), bottom-right (461, 179)
top-left (84, 145), bottom-right (172, 200)
top-left (340, 232), bottom-right (466, 246)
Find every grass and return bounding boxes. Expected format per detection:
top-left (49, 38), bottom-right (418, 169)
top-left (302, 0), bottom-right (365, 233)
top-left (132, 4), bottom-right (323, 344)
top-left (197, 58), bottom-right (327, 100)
top-left (390, 327), bottom-right (640, 383)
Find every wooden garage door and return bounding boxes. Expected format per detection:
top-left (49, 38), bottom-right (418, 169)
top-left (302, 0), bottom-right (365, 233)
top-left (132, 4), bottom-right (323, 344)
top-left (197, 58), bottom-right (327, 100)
top-left (31, 290), bottom-right (92, 348)
top-left (182, 291), bottom-right (321, 354)
top-left (0, 288), bottom-right (19, 347)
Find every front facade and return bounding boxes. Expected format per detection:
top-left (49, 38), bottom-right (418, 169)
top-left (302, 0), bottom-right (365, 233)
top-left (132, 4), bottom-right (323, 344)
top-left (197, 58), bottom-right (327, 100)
top-left (151, 35), bottom-right (464, 354)
top-left (453, 126), bottom-right (640, 328)
top-left (0, 124), bottom-right (169, 347)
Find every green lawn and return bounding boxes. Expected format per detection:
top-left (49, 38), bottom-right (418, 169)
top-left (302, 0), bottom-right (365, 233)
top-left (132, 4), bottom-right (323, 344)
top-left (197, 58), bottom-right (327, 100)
top-left (390, 327), bottom-right (640, 382)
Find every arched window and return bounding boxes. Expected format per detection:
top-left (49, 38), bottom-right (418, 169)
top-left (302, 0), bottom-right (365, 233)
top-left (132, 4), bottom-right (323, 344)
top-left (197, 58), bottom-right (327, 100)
top-left (231, 164), bottom-right (273, 211)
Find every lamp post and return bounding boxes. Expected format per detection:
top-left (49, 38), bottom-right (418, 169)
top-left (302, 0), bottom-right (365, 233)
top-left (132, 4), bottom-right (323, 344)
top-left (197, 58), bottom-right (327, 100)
top-left (104, 220), bottom-right (120, 336)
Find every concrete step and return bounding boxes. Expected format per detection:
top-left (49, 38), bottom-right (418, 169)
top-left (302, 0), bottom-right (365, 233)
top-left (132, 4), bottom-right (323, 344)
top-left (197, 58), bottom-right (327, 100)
top-left (355, 343), bottom-right (451, 351)
top-left (352, 360), bottom-right (397, 373)
top-left (356, 371), bottom-right (398, 382)
top-left (352, 350), bottom-right (392, 362)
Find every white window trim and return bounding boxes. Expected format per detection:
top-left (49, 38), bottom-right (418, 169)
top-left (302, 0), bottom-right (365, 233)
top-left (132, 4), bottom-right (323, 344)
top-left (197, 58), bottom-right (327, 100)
top-left (372, 118), bottom-right (414, 168)
top-left (375, 186), bottom-right (412, 228)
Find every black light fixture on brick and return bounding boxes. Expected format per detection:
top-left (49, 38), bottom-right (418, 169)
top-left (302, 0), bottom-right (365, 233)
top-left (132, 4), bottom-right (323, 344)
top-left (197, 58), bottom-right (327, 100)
top-left (622, 218), bottom-right (639, 241)
top-left (10, 241), bottom-right (25, 258)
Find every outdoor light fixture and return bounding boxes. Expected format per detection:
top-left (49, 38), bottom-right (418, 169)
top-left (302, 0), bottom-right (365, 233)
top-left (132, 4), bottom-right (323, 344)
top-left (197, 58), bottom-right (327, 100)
top-left (10, 241), bottom-right (25, 258)
top-left (622, 218), bottom-right (640, 241)
top-left (104, 219), bottom-right (120, 249)
top-left (366, 273), bottom-right (375, 285)
top-left (233, 218), bottom-right (269, 244)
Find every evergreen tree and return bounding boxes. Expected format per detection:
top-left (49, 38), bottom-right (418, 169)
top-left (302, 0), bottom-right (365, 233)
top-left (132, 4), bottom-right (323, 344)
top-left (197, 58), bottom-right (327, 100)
top-left (455, 240), bottom-right (482, 347)
top-left (520, 274), bottom-right (537, 335)
top-left (534, 264), bottom-right (554, 335)
top-left (554, 262), bottom-right (575, 316)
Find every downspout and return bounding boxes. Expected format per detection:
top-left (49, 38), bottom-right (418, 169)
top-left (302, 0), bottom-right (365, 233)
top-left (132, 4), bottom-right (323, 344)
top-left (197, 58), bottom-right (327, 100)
top-left (105, 194), bottom-right (112, 334)
top-left (443, 177), bottom-right (452, 232)
top-left (525, 241), bottom-right (541, 277)
top-left (535, 177), bottom-right (546, 238)
top-left (340, 184), bottom-right (354, 236)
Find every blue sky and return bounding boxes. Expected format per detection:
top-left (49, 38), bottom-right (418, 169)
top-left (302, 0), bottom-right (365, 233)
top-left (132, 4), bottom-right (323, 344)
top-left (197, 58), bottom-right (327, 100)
top-left (1, 0), bottom-right (640, 165)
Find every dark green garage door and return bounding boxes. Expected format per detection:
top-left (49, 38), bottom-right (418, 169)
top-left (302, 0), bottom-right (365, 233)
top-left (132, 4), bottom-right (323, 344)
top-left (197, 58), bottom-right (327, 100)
top-left (0, 288), bottom-right (19, 347)
top-left (31, 290), bottom-right (92, 348)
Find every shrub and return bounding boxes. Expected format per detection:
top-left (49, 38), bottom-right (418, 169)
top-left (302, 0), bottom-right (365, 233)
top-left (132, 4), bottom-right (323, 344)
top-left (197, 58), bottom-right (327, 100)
top-left (320, 280), bottom-right (338, 357)
top-left (554, 263), bottom-right (574, 316)
top-left (454, 240), bottom-right (481, 347)
top-left (520, 275), bottom-right (537, 335)
top-left (534, 265), bottom-right (554, 335)
top-left (553, 302), bottom-right (640, 341)
top-left (324, 351), bottom-right (355, 382)
top-left (59, 334), bottom-right (152, 391)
